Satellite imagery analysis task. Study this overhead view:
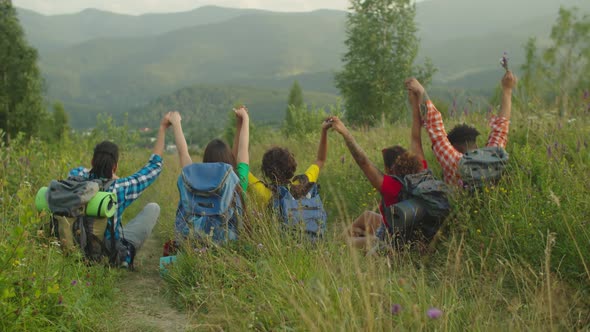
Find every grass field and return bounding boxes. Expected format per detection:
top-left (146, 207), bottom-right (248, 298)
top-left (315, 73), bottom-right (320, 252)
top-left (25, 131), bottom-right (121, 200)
top-left (1, 109), bottom-right (589, 331)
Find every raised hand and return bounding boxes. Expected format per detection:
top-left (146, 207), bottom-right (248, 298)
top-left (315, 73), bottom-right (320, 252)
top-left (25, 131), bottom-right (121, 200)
top-left (233, 105), bottom-right (249, 121)
top-left (405, 78), bottom-right (425, 102)
top-left (160, 112), bottom-right (172, 128)
top-left (322, 117), bottom-right (334, 131)
top-left (169, 111), bottom-right (182, 126)
top-left (328, 116), bottom-right (348, 135)
top-left (501, 71), bottom-right (517, 91)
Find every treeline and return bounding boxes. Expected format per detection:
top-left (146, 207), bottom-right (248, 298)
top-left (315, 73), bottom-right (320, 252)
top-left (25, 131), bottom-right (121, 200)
top-left (1, 0), bottom-right (589, 147)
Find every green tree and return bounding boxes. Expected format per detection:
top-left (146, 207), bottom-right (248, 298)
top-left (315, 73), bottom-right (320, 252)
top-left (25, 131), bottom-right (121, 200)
top-left (543, 7), bottom-right (590, 117)
top-left (52, 102), bottom-right (69, 141)
top-left (0, 0), bottom-right (46, 144)
top-left (284, 81), bottom-right (304, 137)
top-left (287, 81), bottom-right (304, 109)
top-left (520, 37), bottom-right (542, 110)
top-left (335, 0), bottom-right (434, 125)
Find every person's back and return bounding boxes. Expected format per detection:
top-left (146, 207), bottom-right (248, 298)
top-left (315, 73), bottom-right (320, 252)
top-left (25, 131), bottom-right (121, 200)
top-left (168, 108), bottom-right (250, 245)
top-left (248, 122), bottom-right (331, 239)
top-left (66, 113), bottom-right (171, 268)
top-left (406, 71), bottom-right (517, 187)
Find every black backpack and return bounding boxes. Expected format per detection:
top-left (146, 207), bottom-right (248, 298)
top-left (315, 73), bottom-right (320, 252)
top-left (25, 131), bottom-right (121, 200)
top-left (381, 170), bottom-right (451, 248)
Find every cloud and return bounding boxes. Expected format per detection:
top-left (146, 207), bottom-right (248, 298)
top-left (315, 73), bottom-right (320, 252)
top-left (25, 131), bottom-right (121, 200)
top-left (13, 0), bottom-right (350, 15)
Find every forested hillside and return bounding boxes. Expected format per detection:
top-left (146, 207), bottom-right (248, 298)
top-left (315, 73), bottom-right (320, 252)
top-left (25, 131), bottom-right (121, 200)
top-left (15, 0), bottom-right (590, 129)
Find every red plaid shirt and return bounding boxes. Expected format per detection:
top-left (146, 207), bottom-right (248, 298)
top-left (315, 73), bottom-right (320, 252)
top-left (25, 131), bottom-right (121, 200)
top-left (422, 100), bottom-right (510, 186)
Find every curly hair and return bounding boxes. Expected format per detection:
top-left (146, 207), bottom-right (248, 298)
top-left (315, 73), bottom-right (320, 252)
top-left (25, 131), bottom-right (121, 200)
top-left (447, 124), bottom-right (480, 148)
top-left (392, 152), bottom-right (422, 177)
top-left (382, 146), bottom-right (407, 174)
top-left (261, 147), bottom-right (297, 185)
top-left (261, 147), bottom-right (314, 199)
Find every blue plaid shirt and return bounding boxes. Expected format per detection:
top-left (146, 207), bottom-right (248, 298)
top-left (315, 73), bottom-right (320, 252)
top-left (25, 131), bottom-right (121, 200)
top-left (69, 154), bottom-right (163, 241)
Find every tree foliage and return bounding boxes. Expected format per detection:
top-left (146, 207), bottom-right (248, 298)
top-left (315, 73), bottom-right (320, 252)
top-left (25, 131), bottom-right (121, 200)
top-left (0, 1), bottom-right (46, 144)
top-left (516, 7), bottom-right (590, 117)
top-left (284, 81), bottom-right (304, 137)
top-left (51, 102), bottom-right (69, 142)
top-left (335, 0), bottom-right (435, 126)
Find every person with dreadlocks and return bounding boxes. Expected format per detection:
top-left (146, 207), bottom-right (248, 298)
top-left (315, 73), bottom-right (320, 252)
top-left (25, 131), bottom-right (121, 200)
top-left (68, 113), bottom-right (172, 268)
top-left (405, 71), bottom-right (517, 186)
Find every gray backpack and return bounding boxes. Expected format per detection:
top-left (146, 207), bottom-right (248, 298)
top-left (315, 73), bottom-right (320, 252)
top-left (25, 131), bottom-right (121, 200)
top-left (458, 147), bottom-right (509, 189)
top-left (45, 177), bottom-right (122, 264)
top-left (381, 170), bottom-right (451, 247)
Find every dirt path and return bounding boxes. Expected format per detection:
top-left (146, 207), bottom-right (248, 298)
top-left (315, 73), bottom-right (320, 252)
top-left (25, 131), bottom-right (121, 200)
top-left (116, 235), bottom-right (193, 332)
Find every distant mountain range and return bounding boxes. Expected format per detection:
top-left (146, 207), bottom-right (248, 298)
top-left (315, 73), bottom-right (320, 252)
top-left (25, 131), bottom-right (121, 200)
top-left (15, 0), bottom-right (590, 128)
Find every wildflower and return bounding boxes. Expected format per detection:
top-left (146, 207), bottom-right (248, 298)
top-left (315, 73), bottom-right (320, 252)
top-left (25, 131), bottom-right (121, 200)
top-left (86, 282), bottom-right (91, 286)
top-left (198, 247), bottom-right (207, 254)
top-left (338, 287), bottom-right (343, 293)
top-left (427, 307), bottom-right (443, 319)
top-left (584, 90), bottom-right (589, 99)
top-left (546, 145), bottom-right (552, 159)
top-left (257, 243), bottom-right (264, 249)
top-left (391, 304), bottom-right (402, 315)
top-left (500, 52), bottom-right (509, 70)
top-left (70, 280), bottom-right (77, 286)
top-left (58, 295), bottom-right (63, 305)
top-left (476, 229), bottom-right (481, 234)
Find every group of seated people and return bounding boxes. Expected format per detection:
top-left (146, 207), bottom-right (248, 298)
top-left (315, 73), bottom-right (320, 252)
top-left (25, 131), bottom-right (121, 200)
top-left (67, 72), bottom-right (517, 265)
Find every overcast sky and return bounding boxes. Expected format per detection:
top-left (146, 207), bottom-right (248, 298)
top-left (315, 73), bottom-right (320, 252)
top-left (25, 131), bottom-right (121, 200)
top-left (13, 0), bottom-right (354, 15)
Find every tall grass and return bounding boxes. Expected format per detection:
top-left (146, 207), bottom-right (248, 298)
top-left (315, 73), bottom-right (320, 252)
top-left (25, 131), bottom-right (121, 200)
top-left (163, 112), bottom-right (590, 330)
top-left (1, 111), bottom-right (588, 330)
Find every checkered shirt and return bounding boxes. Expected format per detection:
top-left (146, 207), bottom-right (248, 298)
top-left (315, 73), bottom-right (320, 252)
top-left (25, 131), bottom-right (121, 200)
top-left (422, 100), bottom-right (510, 186)
top-left (68, 153), bottom-right (163, 240)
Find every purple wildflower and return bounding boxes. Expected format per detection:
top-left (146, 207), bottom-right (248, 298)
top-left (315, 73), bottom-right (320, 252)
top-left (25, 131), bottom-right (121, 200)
top-left (86, 282), bottom-right (91, 287)
top-left (391, 304), bottom-right (402, 315)
top-left (547, 145), bottom-right (552, 158)
top-left (463, 106), bottom-right (469, 117)
top-left (198, 247), bottom-right (207, 254)
top-left (427, 307), bottom-right (443, 319)
top-left (71, 280), bottom-right (77, 286)
top-left (584, 90), bottom-right (589, 99)
top-left (500, 52), bottom-right (509, 70)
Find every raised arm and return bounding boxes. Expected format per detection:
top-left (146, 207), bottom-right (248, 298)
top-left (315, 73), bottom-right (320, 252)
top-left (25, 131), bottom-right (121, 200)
top-left (233, 106), bottom-right (250, 166)
top-left (408, 87), bottom-right (425, 162)
top-left (153, 112), bottom-right (171, 157)
top-left (330, 117), bottom-right (383, 191)
top-left (169, 111), bottom-right (193, 168)
top-left (314, 120), bottom-right (331, 169)
top-left (498, 70), bottom-right (517, 120)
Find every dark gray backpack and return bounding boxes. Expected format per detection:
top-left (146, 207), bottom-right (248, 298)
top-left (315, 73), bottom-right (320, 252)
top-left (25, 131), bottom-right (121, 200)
top-left (458, 147), bottom-right (509, 189)
top-left (381, 170), bottom-right (451, 247)
top-left (45, 177), bottom-right (121, 264)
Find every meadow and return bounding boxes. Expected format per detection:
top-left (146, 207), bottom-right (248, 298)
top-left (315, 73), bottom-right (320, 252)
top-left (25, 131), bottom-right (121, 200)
top-left (1, 109), bottom-right (589, 331)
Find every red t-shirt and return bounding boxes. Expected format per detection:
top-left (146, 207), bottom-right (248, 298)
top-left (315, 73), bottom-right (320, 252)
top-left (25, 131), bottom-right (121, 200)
top-left (378, 159), bottom-right (428, 225)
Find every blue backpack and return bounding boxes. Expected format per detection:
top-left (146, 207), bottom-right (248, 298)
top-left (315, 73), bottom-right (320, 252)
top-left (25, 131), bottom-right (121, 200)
top-left (174, 163), bottom-right (244, 244)
top-left (272, 183), bottom-right (327, 241)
